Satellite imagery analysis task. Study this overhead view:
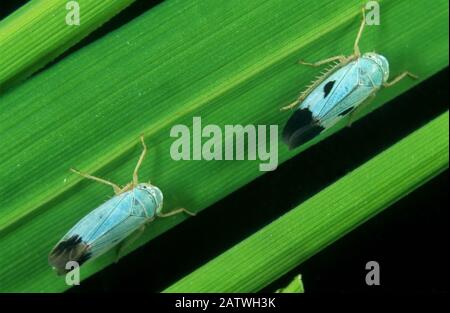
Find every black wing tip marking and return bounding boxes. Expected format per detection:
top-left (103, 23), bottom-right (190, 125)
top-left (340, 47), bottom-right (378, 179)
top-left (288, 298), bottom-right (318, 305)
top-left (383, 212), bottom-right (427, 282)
top-left (77, 252), bottom-right (93, 266)
top-left (282, 108), bottom-right (325, 150)
top-left (282, 108), bottom-right (314, 141)
top-left (51, 235), bottom-right (82, 255)
top-left (48, 235), bottom-right (91, 276)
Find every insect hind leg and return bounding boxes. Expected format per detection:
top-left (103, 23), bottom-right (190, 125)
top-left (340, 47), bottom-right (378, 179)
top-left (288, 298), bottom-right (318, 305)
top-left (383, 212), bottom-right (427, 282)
top-left (298, 55), bottom-right (348, 67)
top-left (157, 207), bottom-right (196, 218)
top-left (281, 58), bottom-right (347, 111)
top-left (383, 71), bottom-right (418, 88)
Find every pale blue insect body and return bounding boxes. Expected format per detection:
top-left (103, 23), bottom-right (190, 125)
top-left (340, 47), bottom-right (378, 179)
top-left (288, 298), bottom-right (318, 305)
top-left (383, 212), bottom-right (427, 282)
top-left (282, 9), bottom-right (416, 149)
top-left (308, 53), bottom-right (389, 128)
top-left (49, 137), bottom-right (194, 275)
top-left (56, 184), bottom-right (163, 266)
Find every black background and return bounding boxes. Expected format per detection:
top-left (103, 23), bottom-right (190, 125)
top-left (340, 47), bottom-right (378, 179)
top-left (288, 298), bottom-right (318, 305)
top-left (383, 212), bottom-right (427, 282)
top-left (1, 0), bottom-right (448, 294)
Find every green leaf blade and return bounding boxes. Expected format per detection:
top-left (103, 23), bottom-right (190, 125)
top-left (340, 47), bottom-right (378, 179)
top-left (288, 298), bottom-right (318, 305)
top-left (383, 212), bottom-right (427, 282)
top-left (165, 111), bottom-right (449, 292)
top-left (0, 0), bottom-right (136, 92)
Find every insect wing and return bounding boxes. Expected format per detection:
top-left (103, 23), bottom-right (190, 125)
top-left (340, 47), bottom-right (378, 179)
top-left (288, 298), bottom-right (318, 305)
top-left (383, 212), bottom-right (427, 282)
top-left (49, 191), bottom-right (148, 273)
top-left (282, 64), bottom-right (357, 149)
top-left (302, 62), bottom-right (359, 120)
top-left (65, 192), bottom-right (132, 243)
top-left (283, 60), bottom-right (376, 148)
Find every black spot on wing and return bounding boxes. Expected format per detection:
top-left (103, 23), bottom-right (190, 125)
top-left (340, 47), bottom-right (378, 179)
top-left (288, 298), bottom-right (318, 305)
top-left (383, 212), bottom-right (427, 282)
top-left (282, 108), bottom-right (325, 150)
top-left (323, 80), bottom-right (336, 98)
top-left (339, 106), bottom-right (354, 116)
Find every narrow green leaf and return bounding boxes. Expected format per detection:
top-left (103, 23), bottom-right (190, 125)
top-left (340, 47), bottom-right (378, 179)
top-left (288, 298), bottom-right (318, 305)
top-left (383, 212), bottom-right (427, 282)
top-left (165, 111), bottom-right (449, 292)
top-left (0, 0), bottom-right (135, 92)
top-left (275, 274), bottom-right (304, 293)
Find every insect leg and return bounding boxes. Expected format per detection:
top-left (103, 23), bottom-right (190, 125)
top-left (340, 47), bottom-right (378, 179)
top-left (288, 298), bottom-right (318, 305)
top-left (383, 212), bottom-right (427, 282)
top-left (383, 71), bottom-right (418, 88)
top-left (353, 7), bottom-right (367, 57)
top-left (70, 168), bottom-right (122, 194)
top-left (157, 207), bottom-right (196, 218)
top-left (132, 135), bottom-right (148, 186)
top-left (298, 55), bottom-right (348, 67)
top-left (281, 58), bottom-right (348, 111)
top-left (115, 224), bottom-right (147, 262)
top-left (302, 6), bottom-right (366, 67)
top-left (280, 99), bottom-right (300, 111)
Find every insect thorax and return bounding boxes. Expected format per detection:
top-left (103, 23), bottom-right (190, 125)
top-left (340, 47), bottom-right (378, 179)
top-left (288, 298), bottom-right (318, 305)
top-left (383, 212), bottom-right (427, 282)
top-left (133, 184), bottom-right (164, 217)
top-left (361, 53), bottom-right (390, 84)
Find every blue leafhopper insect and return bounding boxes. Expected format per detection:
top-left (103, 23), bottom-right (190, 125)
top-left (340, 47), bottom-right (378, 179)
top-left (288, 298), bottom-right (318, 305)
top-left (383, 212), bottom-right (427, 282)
top-left (282, 8), bottom-right (418, 149)
top-left (48, 136), bottom-right (195, 275)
